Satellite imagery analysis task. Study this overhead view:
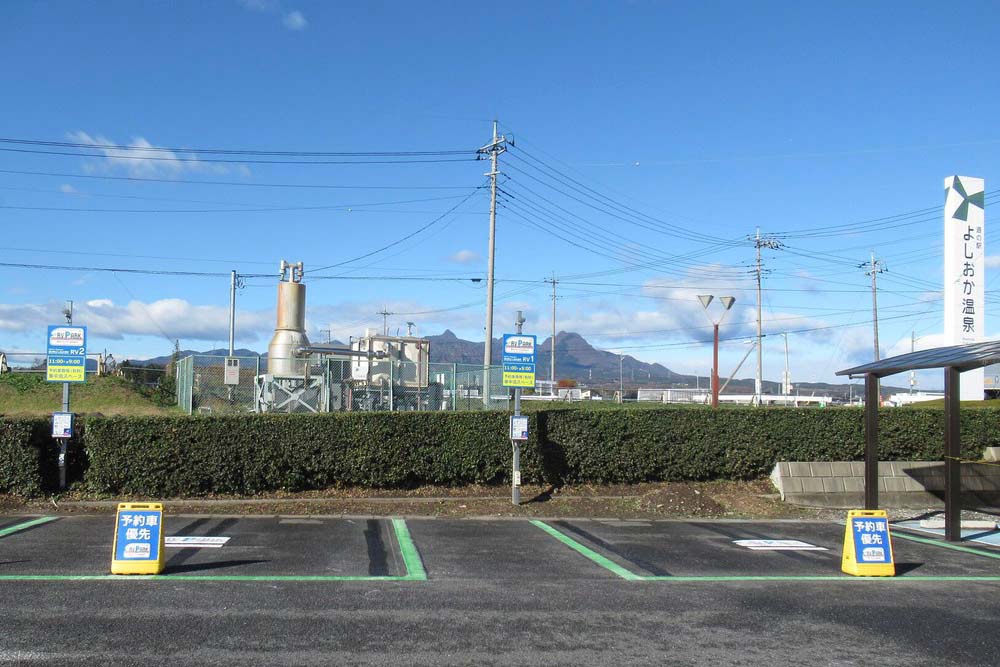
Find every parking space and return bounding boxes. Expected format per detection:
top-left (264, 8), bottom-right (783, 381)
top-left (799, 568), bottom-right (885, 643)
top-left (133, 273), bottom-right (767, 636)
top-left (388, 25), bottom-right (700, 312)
top-left (406, 519), bottom-right (625, 581)
top-left (3, 515), bottom-right (1000, 583)
top-left (0, 515), bottom-right (423, 580)
top-left (532, 519), bottom-right (1000, 580)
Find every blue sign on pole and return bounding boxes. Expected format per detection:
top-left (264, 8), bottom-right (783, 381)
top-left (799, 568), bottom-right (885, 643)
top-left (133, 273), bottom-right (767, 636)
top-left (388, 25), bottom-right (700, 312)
top-left (46, 325), bottom-right (87, 383)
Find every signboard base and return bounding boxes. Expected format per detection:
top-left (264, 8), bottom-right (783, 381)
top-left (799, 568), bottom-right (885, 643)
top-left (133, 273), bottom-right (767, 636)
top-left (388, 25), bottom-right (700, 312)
top-left (111, 503), bottom-right (166, 575)
top-left (841, 509), bottom-right (895, 577)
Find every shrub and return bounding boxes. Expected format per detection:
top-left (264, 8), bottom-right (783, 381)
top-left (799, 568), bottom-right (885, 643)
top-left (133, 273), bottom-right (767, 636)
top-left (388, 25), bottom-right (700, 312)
top-left (4, 406), bottom-right (996, 497)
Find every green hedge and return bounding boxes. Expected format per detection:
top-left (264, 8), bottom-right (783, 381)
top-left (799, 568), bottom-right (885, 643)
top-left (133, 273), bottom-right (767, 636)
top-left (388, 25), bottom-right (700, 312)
top-left (0, 418), bottom-right (45, 496)
top-left (0, 417), bottom-right (84, 496)
top-left (541, 408), bottom-right (997, 483)
top-left (4, 407), bottom-right (1000, 497)
top-left (82, 412), bottom-right (537, 496)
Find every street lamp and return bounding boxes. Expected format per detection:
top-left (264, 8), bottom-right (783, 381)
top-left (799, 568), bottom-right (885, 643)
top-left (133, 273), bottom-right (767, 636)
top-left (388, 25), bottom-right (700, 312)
top-left (697, 295), bottom-right (736, 408)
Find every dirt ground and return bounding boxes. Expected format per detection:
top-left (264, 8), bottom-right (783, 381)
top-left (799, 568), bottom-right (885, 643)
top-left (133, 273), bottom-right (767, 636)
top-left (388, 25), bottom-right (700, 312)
top-left (0, 480), bottom-right (838, 519)
top-left (3, 479), bottom-right (995, 522)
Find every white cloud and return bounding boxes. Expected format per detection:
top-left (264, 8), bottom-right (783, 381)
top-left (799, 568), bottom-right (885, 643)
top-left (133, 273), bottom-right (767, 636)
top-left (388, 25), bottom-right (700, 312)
top-left (885, 332), bottom-right (946, 359)
top-left (238, 0), bottom-right (276, 10)
top-left (283, 10), bottom-right (307, 30)
top-left (59, 184), bottom-right (79, 194)
top-left (68, 131), bottom-right (225, 178)
top-left (238, 1), bottom-right (306, 30)
top-left (449, 249), bottom-right (481, 264)
top-left (0, 298), bottom-right (272, 342)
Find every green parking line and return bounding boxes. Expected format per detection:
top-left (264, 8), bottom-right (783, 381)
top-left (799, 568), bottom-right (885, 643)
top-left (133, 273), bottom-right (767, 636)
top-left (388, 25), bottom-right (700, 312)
top-left (893, 530), bottom-right (1000, 560)
top-left (530, 520), bottom-right (642, 580)
top-left (392, 518), bottom-right (427, 580)
top-left (0, 516), bottom-right (58, 538)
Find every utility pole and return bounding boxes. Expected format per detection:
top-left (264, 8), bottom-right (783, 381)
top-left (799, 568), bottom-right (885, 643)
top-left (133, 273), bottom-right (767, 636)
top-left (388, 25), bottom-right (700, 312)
top-left (378, 306), bottom-right (393, 336)
top-left (228, 270), bottom-right (237, 357)
top-left (619, 353), bottom-right (624, 403)
top-left (546, 273), bottom-right (557, 390)
top-left (861, 251), bottom-right (886, 360)
top-left (909, 331), bottom-right (917, 395)
top-left (782, 332), bottom-right (791, 404)
top-left (478, 120), bottom-right (508, 372)
top-left (750, 229), bottom-right (782, 405)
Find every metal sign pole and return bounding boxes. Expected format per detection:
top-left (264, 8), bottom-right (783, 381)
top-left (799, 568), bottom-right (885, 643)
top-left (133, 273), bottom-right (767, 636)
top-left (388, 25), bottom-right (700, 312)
top-left (511, 311), bottom-right (525, 506)
top-left (59, 304), bottom-right (72, 490)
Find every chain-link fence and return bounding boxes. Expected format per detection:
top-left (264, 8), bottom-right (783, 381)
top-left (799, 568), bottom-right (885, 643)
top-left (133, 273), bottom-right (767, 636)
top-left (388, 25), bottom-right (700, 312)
top-left (0, 351), bottom-right (114, 377)
top-left (174, 354), bottom-right (512, 415)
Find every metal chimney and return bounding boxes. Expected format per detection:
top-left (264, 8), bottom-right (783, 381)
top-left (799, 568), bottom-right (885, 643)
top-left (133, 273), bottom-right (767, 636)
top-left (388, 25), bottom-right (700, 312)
top-left (267, 260), bottom-right (310, 375)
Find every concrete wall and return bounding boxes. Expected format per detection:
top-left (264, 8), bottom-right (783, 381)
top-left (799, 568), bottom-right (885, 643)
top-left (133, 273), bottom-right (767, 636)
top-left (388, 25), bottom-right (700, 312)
top-left (771, 459), bottom-right (1000, 508)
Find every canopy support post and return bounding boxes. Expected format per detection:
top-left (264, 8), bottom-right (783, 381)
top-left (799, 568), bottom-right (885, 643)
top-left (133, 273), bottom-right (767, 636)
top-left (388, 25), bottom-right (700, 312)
top-left (944, 366), bottom-right (962, 542)
top-left (864, 373), bottom-right (879, 510)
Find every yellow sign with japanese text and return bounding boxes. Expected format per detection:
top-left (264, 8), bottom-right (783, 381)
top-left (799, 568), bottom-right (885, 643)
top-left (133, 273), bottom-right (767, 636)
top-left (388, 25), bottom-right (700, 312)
top-left (111, 503), bottom-right (166, 575)
top-left (502, 370), bottom-right (535, 388)
top-left (841, 509), bottom-right (895, 577)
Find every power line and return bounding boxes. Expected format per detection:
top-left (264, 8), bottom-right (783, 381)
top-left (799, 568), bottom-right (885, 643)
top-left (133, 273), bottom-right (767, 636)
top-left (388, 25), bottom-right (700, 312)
top-left (0, 135), bottom-right (477, 157)
top-left (0, 168), bottom-right (479, 191)
top-left (0, 145), bottom-right (478, 165)
top-left (308, 187), bottom-right (485, 274)
top-left (0, 192), bottom-right (478, 214)
top-left (500, 182), bottom-right (748, 274)
top-left (0, 261), bottom-right (273, 278)
top-left (506, 142), bottom-right (736, 246)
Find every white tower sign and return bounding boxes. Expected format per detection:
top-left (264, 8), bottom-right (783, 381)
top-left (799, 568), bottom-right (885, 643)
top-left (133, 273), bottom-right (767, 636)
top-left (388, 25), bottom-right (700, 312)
top-left (943, 175), bottom-right (985, 400)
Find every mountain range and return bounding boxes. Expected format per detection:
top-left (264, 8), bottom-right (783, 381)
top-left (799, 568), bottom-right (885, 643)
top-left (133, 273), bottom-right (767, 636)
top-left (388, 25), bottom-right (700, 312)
top-left (136, 330), bottom-right (899, 398)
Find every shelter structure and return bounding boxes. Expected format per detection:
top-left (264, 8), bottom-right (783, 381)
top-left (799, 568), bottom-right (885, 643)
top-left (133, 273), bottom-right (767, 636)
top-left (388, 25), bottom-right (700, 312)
top-left (838, 339), bottom-right (1000, 541)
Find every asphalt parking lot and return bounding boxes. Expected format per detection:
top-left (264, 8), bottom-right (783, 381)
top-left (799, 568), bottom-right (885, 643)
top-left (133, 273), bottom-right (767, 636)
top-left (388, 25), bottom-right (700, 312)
top-left (2, 515), bottom-right (1000, 665)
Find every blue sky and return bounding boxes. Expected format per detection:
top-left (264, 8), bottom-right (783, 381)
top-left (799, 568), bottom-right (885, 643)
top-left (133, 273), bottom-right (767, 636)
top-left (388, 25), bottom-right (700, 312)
top-left (1, 1), bottom-right (999, 388)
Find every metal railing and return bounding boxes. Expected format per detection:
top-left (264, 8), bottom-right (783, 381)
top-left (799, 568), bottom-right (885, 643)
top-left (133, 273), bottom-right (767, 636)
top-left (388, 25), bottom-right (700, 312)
top-left (174, 354), bottom-right (512, 415)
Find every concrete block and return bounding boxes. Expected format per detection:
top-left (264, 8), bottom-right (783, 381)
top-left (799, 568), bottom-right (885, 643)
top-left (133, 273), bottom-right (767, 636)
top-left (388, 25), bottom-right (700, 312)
top-left (899, 477), bottom-right (927, 492)
top-left (810, 462), bottom-right (834, 477)
top-left (883, 477), bottom-right (910, 493)
top-left (781, 477), bottom-right (803, 494)
top-left (775, 462), bottom-right (791, 476)
top-left (850, 461), bottom-right (866, 476)
top-left (843, 477), bottom-right (865, 492)
top-left (963, 476), bottom-right (986, 491)
top-left (878, 462), bottom-right (895, 476)
top-left (918, 476), bottom-right (945, 490)
top-left (831, 462), bottom-right (854, 477)
top-left (984, 447), bottom-right (1000, 462)
top-left (822, 477), bottom-right (845, 493)
top-left (800, 478), bottom-right (826, 493)
top-left (788, 462), bottom-right (812, 477)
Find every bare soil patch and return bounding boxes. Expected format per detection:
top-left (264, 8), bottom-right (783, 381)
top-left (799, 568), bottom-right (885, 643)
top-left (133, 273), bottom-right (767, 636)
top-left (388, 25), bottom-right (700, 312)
top-left (1, 479), bottom-right (827, 519)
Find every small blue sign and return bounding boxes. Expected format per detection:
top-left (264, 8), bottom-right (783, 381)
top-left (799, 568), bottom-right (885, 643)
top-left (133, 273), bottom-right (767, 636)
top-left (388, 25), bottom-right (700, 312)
top-left (114, 510), bottom-right (162, 561)
top-left (851, 516), bottom-right (891, 564)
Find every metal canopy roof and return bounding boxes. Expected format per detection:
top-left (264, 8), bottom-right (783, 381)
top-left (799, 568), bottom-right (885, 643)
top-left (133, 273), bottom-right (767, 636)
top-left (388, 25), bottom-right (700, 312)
top-left (837, 339), bottom-right (1000, 378)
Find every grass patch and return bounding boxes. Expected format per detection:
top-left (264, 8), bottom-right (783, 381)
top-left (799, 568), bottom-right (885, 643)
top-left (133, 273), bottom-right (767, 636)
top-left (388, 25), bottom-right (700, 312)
top-left (0, 374), bottom-right (176, 416)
